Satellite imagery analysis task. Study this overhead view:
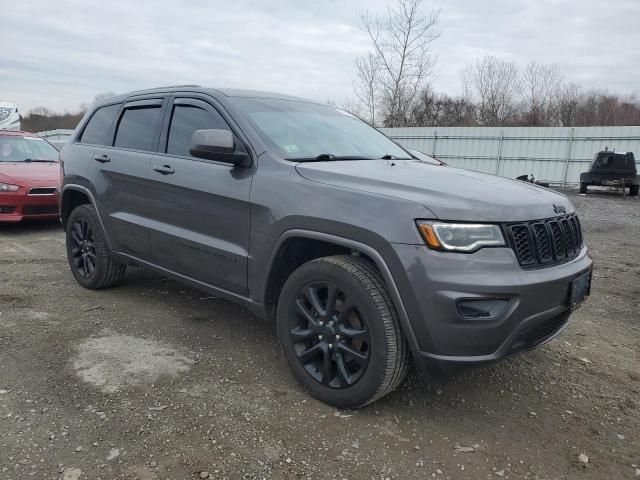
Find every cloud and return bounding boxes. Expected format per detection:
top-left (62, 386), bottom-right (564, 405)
top-left (1, 0), bottom-right (638, 114)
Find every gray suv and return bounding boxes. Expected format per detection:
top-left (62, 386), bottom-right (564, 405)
top-left (60, 86), bottom-right (593, 407)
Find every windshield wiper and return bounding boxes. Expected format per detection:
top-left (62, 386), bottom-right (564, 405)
top-left (23, 158), bottom-right (57, 163)
top-left (292, 154), bottom-right (375, 162)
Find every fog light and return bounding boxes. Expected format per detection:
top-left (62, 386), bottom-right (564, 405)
top-left (456, 298), bottom-right (509, 320)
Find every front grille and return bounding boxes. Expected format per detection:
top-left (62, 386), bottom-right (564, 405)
top-left (548, 221), bottom-right (565, 259)
top-left (506, 214), bottom-right (583, 269)
top-left (22, 205), bottom-right (59, 215)
top-left (510, 310), bottom-right (571, 353)
top-left (28, 187), bottom-right (57, 195)
top-left (510, 225), bottom-right (534, 265)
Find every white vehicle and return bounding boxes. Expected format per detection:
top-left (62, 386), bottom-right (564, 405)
top-left (0, 102), bottom-right (20, 130)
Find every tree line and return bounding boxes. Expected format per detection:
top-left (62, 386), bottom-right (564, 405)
top-left (19, 92), bottom-right (116, 133)
top-left (20, 107), bottom-right (85, 133)
top-left (346, 0), bottom-right (640, 128)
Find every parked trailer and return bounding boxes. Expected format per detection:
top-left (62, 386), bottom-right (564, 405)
top-left (580, 150), bottom-right (639, 196)
top-left (0, 102), bottom-right (20, 131)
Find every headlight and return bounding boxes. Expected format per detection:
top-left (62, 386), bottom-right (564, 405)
top-left (417, 221), bottom-right (505, 252)
top-left (0, 183), bottom-right (20, 192)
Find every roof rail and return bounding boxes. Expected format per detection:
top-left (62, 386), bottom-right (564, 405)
top-left (152, 84), bottom-right (201, 89)
top-left (123, 85), bottom-right (203, 96)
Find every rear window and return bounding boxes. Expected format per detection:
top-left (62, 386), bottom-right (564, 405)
top-left (80, 104), bottom-right (120, 145)
top-left (114, 106), bottom-right (163, 151)
top-left (594, 152), bottom-right (635, 171)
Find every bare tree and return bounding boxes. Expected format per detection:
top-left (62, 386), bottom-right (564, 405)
top-left (356, 0), bottom-right (440, 127)
top-left (29, 106), bottom-right (55, 117)
top-left (341, 97), bottom-right (361, 117)
top-left (409, 85), bottom-right (476, 127)
top-left (468, 56), bottom-right (521, 126)
top-left (598, 93), bottom-right (620, 125)
top-left (557, 82), bottom-right (582, 126)
top-left (522, 62), bottom-right (563, 126)
top-left (353, 53), bottom-right (381, 125)
top-left (617, 93), bottom-right (640, 125)
top-left (410, 85), bottom-right (439, 125)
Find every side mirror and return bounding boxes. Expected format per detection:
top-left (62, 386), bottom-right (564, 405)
top-left (189, 129), bottom-right (250, 167)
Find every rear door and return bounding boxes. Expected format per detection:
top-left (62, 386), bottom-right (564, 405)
top-left (88, 97), bottom-right (167, 259)
top-left (145, 96), bottom-right (253, 295)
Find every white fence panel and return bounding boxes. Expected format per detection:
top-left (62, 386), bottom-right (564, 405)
top-left (381, 126), bottom-right (640, 185)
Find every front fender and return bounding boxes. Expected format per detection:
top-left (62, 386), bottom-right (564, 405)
top-left (256, 228), bottom-right (434, 365)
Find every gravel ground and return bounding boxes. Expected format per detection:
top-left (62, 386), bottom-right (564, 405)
top-left (0, 189), bottom-right (639, 480)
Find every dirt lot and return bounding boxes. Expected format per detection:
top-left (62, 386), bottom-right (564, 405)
top-left (1, 189), bottom-right (639, 480)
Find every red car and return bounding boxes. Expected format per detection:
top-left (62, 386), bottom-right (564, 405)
top-left (0, 130), bottom-right (61, 222)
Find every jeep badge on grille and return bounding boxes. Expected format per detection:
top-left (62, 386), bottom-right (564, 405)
top-left (553, 204), bottom-right (566, 214)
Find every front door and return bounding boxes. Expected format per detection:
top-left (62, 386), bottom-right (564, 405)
top-left (145, 97), bottom-right (253, 295)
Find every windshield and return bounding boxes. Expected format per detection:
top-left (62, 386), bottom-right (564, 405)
top-left (232, 98), bottom-right (411, 161)
top-left (0, 136), bottom-right (59, 162)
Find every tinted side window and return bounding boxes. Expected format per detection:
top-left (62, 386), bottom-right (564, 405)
top-left (114, 106), bottom-right (163, 151)
top-left (80, 104), bottom-right (120, 145)
top-left (167, 105), bottom-right (230, 157)
top-left (596, 155), bottom-right (611, 168)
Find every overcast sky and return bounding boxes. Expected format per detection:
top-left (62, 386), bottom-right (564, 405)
top-left (2, 0), bottom-right (639, 113)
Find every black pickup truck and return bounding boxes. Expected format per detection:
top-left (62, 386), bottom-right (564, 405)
top-left (580, 150), bottom-right (639, 196)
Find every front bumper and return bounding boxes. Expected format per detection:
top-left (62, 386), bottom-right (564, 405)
top-left (0, 189), bottom-right (60, 222)
top-left (391, 243), bottom-right (593, 374)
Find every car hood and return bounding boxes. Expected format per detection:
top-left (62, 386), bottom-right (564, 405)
top-left (296, 160), bottom-right (573, 222)
top-left (0, 162), bottom-right (60, 185)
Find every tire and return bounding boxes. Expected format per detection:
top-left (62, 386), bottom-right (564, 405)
top-left (630, 184), bottom-right (639, 196)
top-left (579, 182), bottom-right (588, 194)
top-left (276, 255), bottom-right (410, 408)
top-left (66, 204), bottom-right (126, 289)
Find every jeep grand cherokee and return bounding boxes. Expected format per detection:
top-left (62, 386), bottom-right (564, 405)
top-left (59, 86), bottom-right (593, 407)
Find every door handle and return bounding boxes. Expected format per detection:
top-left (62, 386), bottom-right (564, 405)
top-left (93, 154), bottom-right (110, 163)
top-left (153, 164), bottom-right (175, 175)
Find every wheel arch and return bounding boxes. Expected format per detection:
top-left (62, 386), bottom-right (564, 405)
top-left (60, 185), bottom-right (112, 249)
top-left (262, 229), bottom-right (421, 356)
top-left (60, 186), bottom-right (92, 229)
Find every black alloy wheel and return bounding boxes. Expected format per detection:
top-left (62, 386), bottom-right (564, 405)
top-left (69, 217), bottom-right (97, 278)
top-left (289, 282), bottom-right (371, 388)
top-left (277, 255), bottom-right (410, 408)
top-left (65, 204), bottom-right (126, 289)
